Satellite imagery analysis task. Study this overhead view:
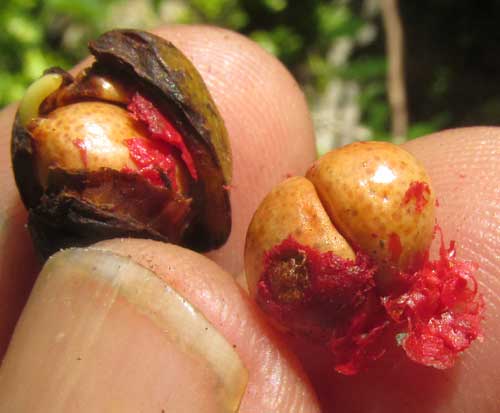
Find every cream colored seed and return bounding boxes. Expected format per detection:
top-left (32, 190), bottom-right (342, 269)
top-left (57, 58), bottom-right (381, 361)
top-left (29, 102), bottom-right (144, 186)
top-left (245, 176), bottom-right (354, 297)
top-left (306, 141), bottom-right (435, 277)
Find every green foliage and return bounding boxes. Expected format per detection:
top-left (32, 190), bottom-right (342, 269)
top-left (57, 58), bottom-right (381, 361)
top-left (339, 57), bottom-right (386, 81)
top-left (189, 0), bottom-right (248, 29)
top-left (0, 0), bottom-right (400, 141)
top-left (251, 26), bottom-right (303, 60)
top-left (406, 116), bottom-right (449, 141)
top-left (183, 0), bottom-right (393, 140)
top-left (0, 0), bottom-right (122, 107)
top-left (316, 3), bottom-right (363, 41)
top-left (339, 56), bottom-right (389, 138)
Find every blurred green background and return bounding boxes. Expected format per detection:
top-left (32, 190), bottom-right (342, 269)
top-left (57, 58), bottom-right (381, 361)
top-left (1, 0), bottom-right (499, 152)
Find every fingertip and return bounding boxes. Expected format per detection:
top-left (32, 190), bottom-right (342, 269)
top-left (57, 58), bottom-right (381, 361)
top-left (0, 247), bottom-right (248, 412)
top-left (96, 238), bottom-right (321, 412)
top-left (0, 102), bottom-right (41, 360)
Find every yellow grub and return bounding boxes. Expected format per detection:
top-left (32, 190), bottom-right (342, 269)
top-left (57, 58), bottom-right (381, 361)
top-left (19, 73), bottom-right (63, 126)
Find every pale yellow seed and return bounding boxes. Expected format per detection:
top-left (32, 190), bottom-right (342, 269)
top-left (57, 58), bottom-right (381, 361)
top-left (306, 141), bottom-right (435, 276)
top-left (245, 176), bottom-right (354, 297)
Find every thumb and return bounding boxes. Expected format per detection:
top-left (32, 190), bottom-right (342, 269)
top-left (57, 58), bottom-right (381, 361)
top-left (0, 240), bottom-right (320, 412)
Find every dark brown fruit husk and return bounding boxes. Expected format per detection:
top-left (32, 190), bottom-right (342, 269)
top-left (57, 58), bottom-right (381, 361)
top-left (11, 29), bottom-right (232, 259)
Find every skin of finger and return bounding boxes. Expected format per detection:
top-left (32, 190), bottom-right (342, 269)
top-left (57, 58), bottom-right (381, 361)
top-left (0, 248), bottom-right (245, 412)
top-left (0, 103), bottom-right (41, 360)
top-left (0, 25), bottom-right (316, 358)
top-left (95, 238), bottom-right (321, 413)
top-left (293, 128), bottom-right (500, 412)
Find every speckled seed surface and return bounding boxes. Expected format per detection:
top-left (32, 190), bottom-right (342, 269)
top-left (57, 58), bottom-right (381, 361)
top-left (245, 176), bottom-right (354, 297)
top-left (306, 141), bottom-right (435, 273)
top-left (28, 102), bottom-right (144, 185)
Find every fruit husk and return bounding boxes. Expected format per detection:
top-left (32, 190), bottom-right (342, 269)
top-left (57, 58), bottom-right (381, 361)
top-left (11, 67), bottom-right (73, 210)
top-left (11, 30), bottom-right (232, 258)
top-left (89, 30), bottom-right (232, 251)
top-left (28, 167), bottom-right (194, 258)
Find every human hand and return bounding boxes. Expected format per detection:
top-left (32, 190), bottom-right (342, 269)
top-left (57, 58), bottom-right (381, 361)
top-left (0, 26), bottom-right (498, 412)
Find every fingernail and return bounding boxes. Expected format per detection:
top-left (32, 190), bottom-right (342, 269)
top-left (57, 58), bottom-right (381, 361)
top-left (0, 248), bottom-right (247, 412)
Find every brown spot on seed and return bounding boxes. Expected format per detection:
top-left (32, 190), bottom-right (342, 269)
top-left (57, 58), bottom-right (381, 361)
top-left (267, 251), bottom-right (310, 304)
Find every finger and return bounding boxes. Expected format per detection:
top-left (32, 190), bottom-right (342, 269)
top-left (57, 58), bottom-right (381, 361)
top-left (296, 128), bottom-right (500, 412)
top-left (0, 239), bottom-right (320, 412)
top-left (0, 103), bottom-right (41, 360)
top-left (0, 25), bottom-right (316, 357)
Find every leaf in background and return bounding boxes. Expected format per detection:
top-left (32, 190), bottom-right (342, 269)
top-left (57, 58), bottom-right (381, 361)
top-left (252, 25), bottom-right (302, 63)
top-left (45, 0), bottom-right (117, 22)
top-left (5, 15), bottom-right (43, 45)
top-left (316, 3), bottom-right (363, 42)
top-left (338, 57), bottom-right (387, 81)
top-left (262, 0), bottom-right (287, 13)
top-left (251, 30), bottom-right (278, 56)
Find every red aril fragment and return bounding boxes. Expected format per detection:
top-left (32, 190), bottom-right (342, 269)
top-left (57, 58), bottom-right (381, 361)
top-left (257, 236), bottom-right (389, 374)
top-left (388, 233), bottom-right (403, 262)
top-left (124, 138), bottom-right (177, 190)
top-left (403, 181), bottom-right (431, 213)
top-left (383, 227), bottom-right (484, 369)
top-left (72, 139), bottom-right (88, 168)
top-left (127, 93), bottom-right (198, 180)
top-left (256, 227), bottom-right (484, 374)
top-left (329, 304), bottom-right (389, 375)
top-left (258, 237), bottom-right (376, 311)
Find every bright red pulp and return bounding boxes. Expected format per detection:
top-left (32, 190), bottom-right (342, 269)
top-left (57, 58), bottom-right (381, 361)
top-left (258, 228), bottom-right (484, 374)
top-left (124, 93), bottom-right (198, 190)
